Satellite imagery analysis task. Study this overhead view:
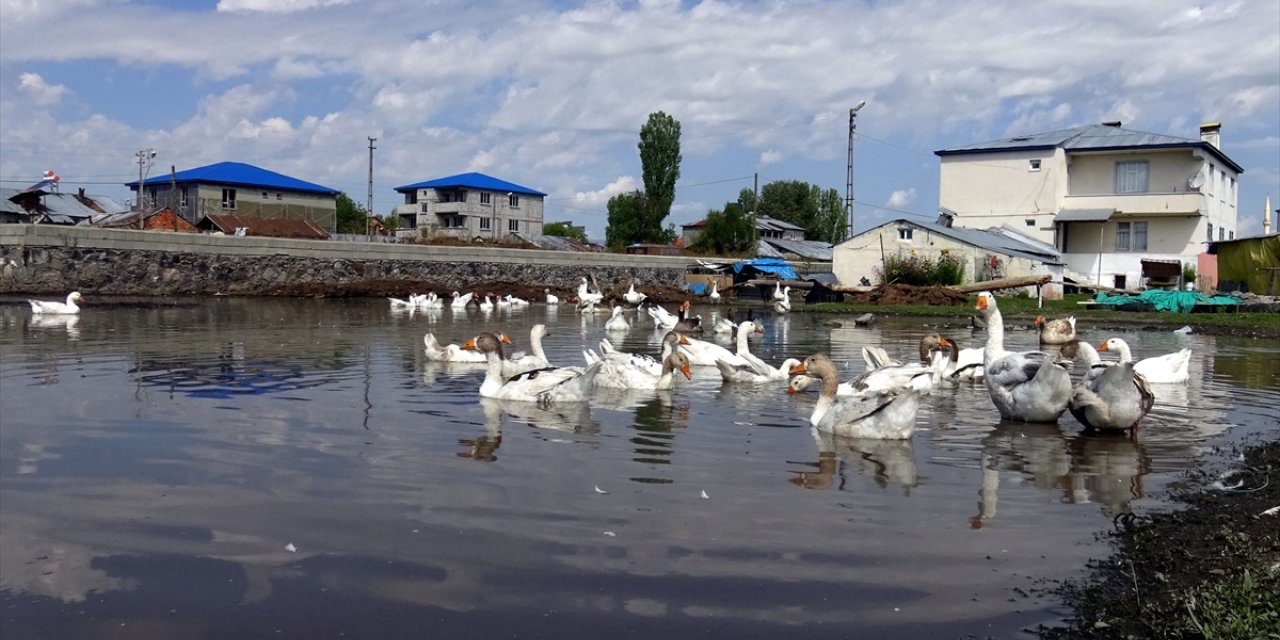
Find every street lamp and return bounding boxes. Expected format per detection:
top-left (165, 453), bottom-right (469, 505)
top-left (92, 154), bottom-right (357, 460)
top-left (845, 100), bottom-right (866, 241)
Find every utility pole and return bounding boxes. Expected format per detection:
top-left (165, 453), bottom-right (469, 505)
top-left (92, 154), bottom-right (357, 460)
top-left (135, 148), bottom-right (155, 229)
top-left (366, 136), bottom-right (377, 239)
top-left (845, 101), bottom-right (865, 241)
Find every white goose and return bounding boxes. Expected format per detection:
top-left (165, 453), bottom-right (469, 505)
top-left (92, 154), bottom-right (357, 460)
top-left (975, 292), bottom-right (1072, 422)
top-left (505, 295), bottom-right (530, 307)
top-left (711, 315), bottom-right (736, 335)
top-left (708, 281), bottom-right (721, 304)
top-left (587, 331), bottom-right (691, 379)
top-left (1098, 338), bottom-right (1191, 384)
top-left (788, 354), bottom-right (931, 439)
top-left (389, 295), bottom-right (417, 310)
top-left (29, 292), bottom-right (83, 315)
top-left (477, 295), bottom-right (495, 312)
top-left (503, 324), bottom-right (553, 377)
top-left (424, 331), bottom-right (511, 363)
top-left (647, 303), bottom-right (679, 329)
top-left (773, 295), bottom-right (791, 314)
top-left (623, 282), bottom-right (647, 306)
top-left (417, 292), bottom-right (443, 309)
top-left (1069, 341), bottom-right (1155, 432)
top-left (787, 374), bottom-right (856, 397)
top-left (544, 289), bottom-right (560, 305)
top-left (465, 333), bottom-right (602, 403)
top-left (450, 291), bottom-right (474, 310)
top-left (772, 281), bottom-right (787, 301)
top-left (577, 277), bottom-right (604, 306)
top-left (680, 332), bottom-right (750, 368)
top-left (605, 306), bottom-right (630, 332)
top-left (591, 345), bottom-right (693, 390)
top-left (922, 334), bottom-right (984, 381)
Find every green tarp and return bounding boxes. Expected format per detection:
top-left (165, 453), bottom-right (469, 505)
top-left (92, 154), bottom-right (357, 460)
top-left (1093, 289), bottom-right (1239, 313)
top-left (1216, 235), bottom-right (1280, 295)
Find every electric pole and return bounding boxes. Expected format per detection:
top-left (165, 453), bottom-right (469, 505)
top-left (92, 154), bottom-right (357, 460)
top-left (135, 148), bottom-right (155, 229)
top-left (367, 136), bottom-right (377, 239)
top-left (845, 101), bottom-right (865, 241)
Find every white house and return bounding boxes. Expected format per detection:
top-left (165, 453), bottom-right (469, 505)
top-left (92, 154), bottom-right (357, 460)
top-left (393, 172), bottom-right (546, 240)
top-left (934, 121), bottom-right (1243, 290)
top-left (833, 212), bottom-right (1064, 298)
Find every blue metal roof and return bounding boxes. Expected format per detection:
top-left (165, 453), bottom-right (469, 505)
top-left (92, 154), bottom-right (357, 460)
top-left (935, 123), bottom-right (1244, 173)
top-left (394, 172), bottom-right (546, 197)
top-left (126, 161), bottom-right (340, 195)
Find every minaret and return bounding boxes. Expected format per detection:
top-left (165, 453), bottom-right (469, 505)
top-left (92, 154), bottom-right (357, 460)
top-left (1265, 195), bottom-right (1272, 236)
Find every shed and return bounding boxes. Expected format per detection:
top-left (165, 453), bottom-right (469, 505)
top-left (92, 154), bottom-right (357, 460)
top-left (1208, 233), bottom-right (1280, 295)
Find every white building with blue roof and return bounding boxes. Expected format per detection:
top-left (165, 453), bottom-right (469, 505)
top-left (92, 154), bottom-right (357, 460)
top-left (393, 172), bottom-right (546, 240)
top-left (934, 121), bottom-right (1242, 289)
top-left (127, 161), bottom-right (341, 231)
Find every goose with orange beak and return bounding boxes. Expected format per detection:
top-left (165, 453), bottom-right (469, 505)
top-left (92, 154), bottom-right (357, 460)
top-left (974, 292), bottom-right (1072, 422)
top-left (787, 354), bottom-right (930, 439)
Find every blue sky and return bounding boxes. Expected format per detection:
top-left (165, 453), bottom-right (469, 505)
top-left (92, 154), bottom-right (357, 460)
top-left (2, 0), bottom-right (1277, 241)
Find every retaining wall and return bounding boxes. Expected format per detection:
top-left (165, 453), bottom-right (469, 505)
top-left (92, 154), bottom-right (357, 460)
top-left (0, 225), bottom-right (716, 297)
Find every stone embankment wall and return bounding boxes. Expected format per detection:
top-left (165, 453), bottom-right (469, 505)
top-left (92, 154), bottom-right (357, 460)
top-left (0, 226), bottom-right (710, 298)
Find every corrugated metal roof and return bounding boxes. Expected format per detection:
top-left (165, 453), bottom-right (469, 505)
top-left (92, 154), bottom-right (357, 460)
top-left (3, 188), bottom-right (127, 223)
top-left (761, 237), bottom-right (833, 261)
top-left (935, 123), bottom-right (1244, 173)
top-left (844, 219), bottom-right (1063, 265)
top-left (756, 215), bottom-right (805, 232)
top-left (1054, 208), bottom-right (1115, 222)
top-left (514, 232), bottom-right (599, 252)
top-left (128, 162), bottom-right (340, 195)
top-left (198, 214), bottom-right (330, 240)
top-left (1, 188), bottom-right (25, 214)
top-left (394, 172), bottom-right (546, 197)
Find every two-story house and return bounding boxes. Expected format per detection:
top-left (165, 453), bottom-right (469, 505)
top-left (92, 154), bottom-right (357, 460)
top-left (393, 172), bottom-right (546, 240)
top-left (128, 161), bottom-right (340, 231)
top-left (935, 121), bottom-right (1243, 289)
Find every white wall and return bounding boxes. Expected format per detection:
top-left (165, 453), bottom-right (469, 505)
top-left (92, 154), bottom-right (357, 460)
top-left (938, 149), bottom-right (1064, 245)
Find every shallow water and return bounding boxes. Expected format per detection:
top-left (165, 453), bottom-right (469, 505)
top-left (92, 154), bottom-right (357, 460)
top-left (1, 297), bottom-right (1276, 639)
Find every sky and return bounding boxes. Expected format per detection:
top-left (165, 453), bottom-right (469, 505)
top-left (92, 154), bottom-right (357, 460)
top-left (1, 0), bottom-right (1277, 242)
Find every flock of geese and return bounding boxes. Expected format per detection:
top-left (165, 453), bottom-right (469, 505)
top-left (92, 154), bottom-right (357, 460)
top-left (27, 284), bottom-right (1192, 441)
top-left (416, 283), bottom-right (1193, 441)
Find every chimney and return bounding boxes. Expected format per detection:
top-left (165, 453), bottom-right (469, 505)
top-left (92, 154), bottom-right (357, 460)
top-left (78, 187), bottom-right (85, 198)
top-left (1101, 120), bottom-right (1122, 127)
top-left (936, 207), bottom-right (956, 228)
top-left (1265, 194), bottom-right (1273, 236)
top-left (1199, 121), bottom-right (1221, 149)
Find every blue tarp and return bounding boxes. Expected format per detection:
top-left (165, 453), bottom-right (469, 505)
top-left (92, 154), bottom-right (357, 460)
top-left (1093, 289), bottom-right (1240, 313)
top-left (731, 258), bottom-right (798, 281)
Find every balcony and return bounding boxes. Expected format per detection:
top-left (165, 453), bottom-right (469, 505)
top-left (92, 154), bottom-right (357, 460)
top-left (1062, 192), bottom-right (1202, 217)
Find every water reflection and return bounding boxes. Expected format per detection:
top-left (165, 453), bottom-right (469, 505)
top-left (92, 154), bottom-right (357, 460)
top-left (479, 396), bottom-right (598, 434)
top-left (29, 314), bottom-right (80, 340)
top-left (788, 428), bottom-right (918, 491)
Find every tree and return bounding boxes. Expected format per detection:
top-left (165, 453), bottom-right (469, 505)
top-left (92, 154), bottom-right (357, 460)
top-left (690, 202), bottom-right (756, 256)
top-left (638, 111), bottom-right (682, 239)
top-left (753, 180), bottom-right (847, 243)
top-left (335, 193), bottom-right (367, 234)
top-left (813, 187), bottom-right (846, 244)
top-left (605, 190), bottom-right (648, 250)
top-left (737, 187), bottom-right (758, 215)
top-left (379, 214), bottom-right (400, 234)
top-left (543, 221), bottom-right (588, 243)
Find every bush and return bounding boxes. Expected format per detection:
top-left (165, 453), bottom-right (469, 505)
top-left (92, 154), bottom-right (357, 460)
top-left (875, 252), bottom-right (966, 286)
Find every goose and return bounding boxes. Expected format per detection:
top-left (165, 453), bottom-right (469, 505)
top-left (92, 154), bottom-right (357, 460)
top-left (788, 354), bottom-right (931, 439)
top-left (787, 374), bottom-right (856, 397)
top-left (647, 303), bottom-right (679, 329)
top-left (921, 334), bottom-right (984, 381)
top-left (1035, 315), bottom-right (1077, 345)
top-left (577, 277), bottom-right (604, 306)
top-left (773, 296), bottom-right (791, 314)
top-left (1069, 341), bottom-right (1154, 432)
top-left (477, 295), bottom-right (495, 312)
top-left (450, 291), bottom-right (473, 309)
top-left (1098, 337), bottom-right (1191, 384)
top-left (587, 331), bottom-right (690, 380)
top-left (594, 347), bottom-right (692, 390)
top-left (464, 333), bottom-right (602, 403)
top-left (416, 292), bottom-right (442, 309)
top-left (708, 281), bottom-right (721, 304)
top-left (544, 289), bottom-right (560, 305)
top-left (495, 294), bottom-right (512, 309)
top-left (845, 356), bottom-right (937, 395)
top-left (424, 331), bottom-right (512, 363)
top-left (718, 355), bottom-right (800, 384)
top-left (623, 282), bottom-right (647, 306)
top-left (975, 292), bottom-right (1073, 422)
top-left (672, 301), bottom-right (703, 336)
top-left (679, 333), bottom-right (750, 368)
top-left (505, 295), bottom-right (530, 307)
top-left (605, 306), bottom-right (630, 332)
top-left (711, 315), bottom-right (736, 335)
top-left (772, 281), bottom-right (787, 301)
top-left (503, 324), bottom-right (553, 377)
top-left (389, 295), bottom-right (417, 310)
top-left (28, 292), bottom-right (84, 315)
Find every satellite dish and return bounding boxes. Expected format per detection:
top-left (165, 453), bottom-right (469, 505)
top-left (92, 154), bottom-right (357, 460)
top-left (1187, 169), bottom-right (1204, 190)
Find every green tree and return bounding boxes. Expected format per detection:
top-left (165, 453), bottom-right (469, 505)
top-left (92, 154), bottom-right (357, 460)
top-left (690, 202), bottom-right (756, 256)
top-left (813, 187), bottom-right (846, 244)
top-left (543, 221), bottom-right (588, 243)
top-left (605, 190), bottom-right (648, 250)
top-left (335, 193), bottom-right (367, 234)
top-left (754, 180), bottom-right (847, 243)
top-left (638, 111), bottom-right (682, 240)
top-left (737, 187), bottom-right (758, 215)
top-left (379, 214), bottom-right (400, 234)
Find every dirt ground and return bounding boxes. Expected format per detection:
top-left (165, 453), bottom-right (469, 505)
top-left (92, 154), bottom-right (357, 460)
top-left (1037, 439), bottom-right (1280, 639)
top-left (844, 283), bottom-right (970, 306)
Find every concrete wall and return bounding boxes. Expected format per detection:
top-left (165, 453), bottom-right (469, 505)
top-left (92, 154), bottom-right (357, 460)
top-left (938, 148), bottom-right (1065, 245)
top-left (0, 225), bottom-right (703, 296)
top-left (395, 187), bottom-right (545, 240)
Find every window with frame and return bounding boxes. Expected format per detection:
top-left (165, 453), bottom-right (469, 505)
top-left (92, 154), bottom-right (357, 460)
top-left (1114, 161), bottom-right (1149, 194)
top-left (480, 192), bottom-right (491, 205)
top-left (897, 228), bottom-right (913, 240)
top-left (508, 194), bottom-right (519, 208)
top-left (479, 217), bottom-right (491, 231)
top-left (221, 188), bottom-right (237, 210)
top-left (1028, 159), bottom-right (1041, 172)
top-left (180, 187), bottom-right (188, 208)
top-left (508, 219), bottom-right (519, 232)
top-left (1207, 223), bottom-right (1214, 243)
top-left (262, 191), bottom-right (269, 199)
top-left (1230, 231), bottom-right (1235, 240)
top-left (1115, 221), bottom-right (1132, 251)
top-left (1219, 227), bottom-right (1225, 241)
top-left (1132, 221), bottom-right (1148, 251)
top-left (276, 192), bottom-right (282, 200)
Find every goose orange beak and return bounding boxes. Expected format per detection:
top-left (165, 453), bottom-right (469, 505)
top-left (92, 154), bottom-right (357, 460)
top-left (1035, 316), bottom-right (1045, 326)
top-left (786, 383), bottom-right (798, 394)
top-left (498, 333), bottom-right (513, 344)
top-left (753, 325), bottom-right (764, 334)
top-left (677, 334), bottom-right (691, 345)
top-left (679, 363), bottom-right (692, 380)
top-left (789, 363), bottom-right (807, 376)
top-left (975, 296), bottom-right (988, 310)
top-left (461, 338), bottom-right (478, 350)
top-left (1097, 341), bottom-right (1109, 351)
top-left (938, 337), bottom-right (952, 349)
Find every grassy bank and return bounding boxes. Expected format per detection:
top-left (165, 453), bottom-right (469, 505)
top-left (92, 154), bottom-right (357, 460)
top-left (805, 294), bottom-right (1280, 337)
top-left (1038, 440), bottom-right (1280, 639)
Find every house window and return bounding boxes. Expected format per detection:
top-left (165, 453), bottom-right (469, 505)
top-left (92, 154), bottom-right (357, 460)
top-left (1114, 275), bottom-right (1127, 290)
top-left (1029, 159), bottom-right (1041, 172)
top-left (508, 194), bottom-right (519, 208)
top-left (1115, 161), bottom-right (1149, 194)
top-left (262, 191), bottom-right (269, 199)
top-left (1025, 219), bottom-right (1036, 227)
top-left (180, 187), bottom-right (188, 208)
top-left (508, 219), bottom-right (519, 232)
top-left (1133, 221), bottom-right (1148, 251)
top-left (1116, 221), bottom-right (1131, 251)
top-left (1207, 223), bottom-right (1214, 243)
top-left (480, 217), bottom-right (491, 231)
top-left (276, 192), bottom-right (282, 200)
top-left (480, 192), bottom-right (491, 205)
top-left (1230, 231), bottom-right (1235, 240)
top-left (221, 188), bottom-right (237, 210)
top-left (897, 227), bottom-right (913, 240)
top-left (1219, 227), bottom-right (1225, 241)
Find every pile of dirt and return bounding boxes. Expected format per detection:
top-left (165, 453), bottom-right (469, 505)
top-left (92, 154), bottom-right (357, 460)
top-left (845, 283), bottom-right (968, 306)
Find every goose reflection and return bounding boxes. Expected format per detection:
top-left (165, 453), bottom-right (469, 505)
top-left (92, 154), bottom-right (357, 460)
top-left (788, 427), bottom-right (918, 491)
top-left (30, 314), bottom-right (80, 340)
top-left (478, 396), bottom-right (597, 434)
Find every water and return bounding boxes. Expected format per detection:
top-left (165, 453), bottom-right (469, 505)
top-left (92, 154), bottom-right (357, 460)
top-left (1, 297), bottom-right (1276, 639)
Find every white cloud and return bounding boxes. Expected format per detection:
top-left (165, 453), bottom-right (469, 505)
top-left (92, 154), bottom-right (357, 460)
top-left (217, 0), bottom-right (349, 13)
top-left (886, 188), bottom-right (917, 208)
top-left (572, 176), bottom-right (638, 209)
top-left (760, 149), bottom-right (782, 165)
top-left (17, 72), bottom-right (69, 106)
